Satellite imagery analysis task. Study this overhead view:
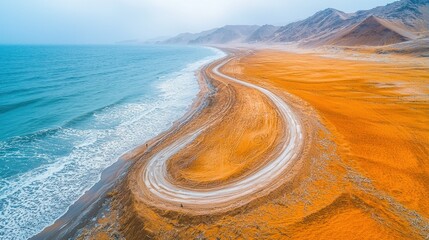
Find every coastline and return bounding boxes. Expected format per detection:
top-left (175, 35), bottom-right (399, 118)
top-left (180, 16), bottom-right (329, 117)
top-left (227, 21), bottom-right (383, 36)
top-left (30, 158), bottom-right (132, 240)
top-left (3, 0), bottom-right (429, 238)
top-left (31, 49), bottom-right (227, 239)
top-left (32, 45), bottom-right (429, 239)
top-left (111, 46), bottom-right (427, 239)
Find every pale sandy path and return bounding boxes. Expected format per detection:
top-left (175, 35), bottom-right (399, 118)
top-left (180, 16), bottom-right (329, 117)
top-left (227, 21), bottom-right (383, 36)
top-left (142, 56), bottom-right (304, 209)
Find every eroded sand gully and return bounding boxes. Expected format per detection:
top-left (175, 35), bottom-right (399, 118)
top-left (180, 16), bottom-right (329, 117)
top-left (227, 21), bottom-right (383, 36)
top-left (98, 49), bottom-right (429, 240)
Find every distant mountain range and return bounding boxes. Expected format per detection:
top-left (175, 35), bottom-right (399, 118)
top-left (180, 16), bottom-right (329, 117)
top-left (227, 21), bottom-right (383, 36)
top-left (162, 0), bottom-right (429, 47)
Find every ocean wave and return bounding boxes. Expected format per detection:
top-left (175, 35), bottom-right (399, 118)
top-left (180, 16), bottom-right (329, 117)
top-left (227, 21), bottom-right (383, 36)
top-left (0, 98), bottom-right (45, 114)
top-left (0, 47), bottom-right (225, 239)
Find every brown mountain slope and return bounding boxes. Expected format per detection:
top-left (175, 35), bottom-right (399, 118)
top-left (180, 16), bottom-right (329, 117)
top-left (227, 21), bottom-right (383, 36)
top-left (328, 16), bottom-right (413, 46)
top-left (272, 0), bottom-right (428, 45)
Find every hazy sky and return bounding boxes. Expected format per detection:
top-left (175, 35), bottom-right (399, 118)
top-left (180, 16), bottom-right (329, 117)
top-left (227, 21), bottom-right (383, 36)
top-left (0, 0), bottom-right (396, 44)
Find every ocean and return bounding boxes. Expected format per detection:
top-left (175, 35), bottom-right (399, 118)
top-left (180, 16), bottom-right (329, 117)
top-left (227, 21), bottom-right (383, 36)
top-left (0, 45), bottom-right (224, 239)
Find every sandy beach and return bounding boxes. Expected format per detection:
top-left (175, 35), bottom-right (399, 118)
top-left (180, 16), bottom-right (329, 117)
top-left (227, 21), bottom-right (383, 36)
top-left (38, 46), bottom-right (429, 240)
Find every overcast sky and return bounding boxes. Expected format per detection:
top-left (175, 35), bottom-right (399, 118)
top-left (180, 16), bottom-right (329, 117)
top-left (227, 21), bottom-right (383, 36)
top-left (0, 0), bottom-right (396, 44)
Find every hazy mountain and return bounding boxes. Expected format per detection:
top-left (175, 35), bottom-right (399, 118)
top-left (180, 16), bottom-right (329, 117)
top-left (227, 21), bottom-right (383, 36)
top-left (162, 0), bottom-right (429, 47)
top-left (270, 8), bottom-right (353, 42)
top-left (246, 25), bottom-right (280, 43)
top-left (190, 25), bottom-right (260, 44)
top-left (271, 0), bottom-right (428, 45)
top-left (163, 28), bottom-right (219, 44)
top-left (357, 0), bottom-right (429, 33)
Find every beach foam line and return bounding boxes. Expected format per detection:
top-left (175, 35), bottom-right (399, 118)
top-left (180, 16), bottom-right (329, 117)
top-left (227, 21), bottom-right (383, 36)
top-left (0, 48), bottom-right (225, 240)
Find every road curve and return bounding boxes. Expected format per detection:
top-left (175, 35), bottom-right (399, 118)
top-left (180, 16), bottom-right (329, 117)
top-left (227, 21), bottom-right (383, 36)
top-left (141, 56), bottom-right (304, 210)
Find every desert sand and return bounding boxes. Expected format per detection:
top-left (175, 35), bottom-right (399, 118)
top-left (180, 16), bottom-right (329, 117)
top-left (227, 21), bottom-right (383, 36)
top-left (217, 49), bottom-right (429, 239)
top-left (75, 47), bottom-right (429, 240)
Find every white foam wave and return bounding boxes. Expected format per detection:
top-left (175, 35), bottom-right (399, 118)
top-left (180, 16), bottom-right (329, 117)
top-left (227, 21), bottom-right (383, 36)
top-left (0, 48), bottom-right (225, 239)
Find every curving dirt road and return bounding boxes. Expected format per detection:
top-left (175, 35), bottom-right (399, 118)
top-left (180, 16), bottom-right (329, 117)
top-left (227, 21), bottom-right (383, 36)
top-left (75, 48), bottom-right (429, 239)
top-left (140, 55), bottom-right (304, 211)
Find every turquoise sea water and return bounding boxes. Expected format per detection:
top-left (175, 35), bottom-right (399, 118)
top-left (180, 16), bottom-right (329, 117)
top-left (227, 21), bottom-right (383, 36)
top-left (0, 45), bottom-right (223, 239)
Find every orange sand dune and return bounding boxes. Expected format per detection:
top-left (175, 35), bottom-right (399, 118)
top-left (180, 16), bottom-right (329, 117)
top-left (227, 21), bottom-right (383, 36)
top-left (222, 50), bottom-right (429, 239)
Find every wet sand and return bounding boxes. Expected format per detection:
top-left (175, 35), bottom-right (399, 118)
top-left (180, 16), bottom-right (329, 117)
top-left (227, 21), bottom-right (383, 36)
top-left (31, 159), bottom-right (132, 240)
top-left (32, 54), bottom-right (222, 240)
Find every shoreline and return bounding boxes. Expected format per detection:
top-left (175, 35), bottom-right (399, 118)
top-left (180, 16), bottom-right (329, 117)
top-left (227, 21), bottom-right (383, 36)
top-left (31, 45), bottom-right (429, 239)
top-left (39, 47), bottom-right (313, 238)
top-left (30, 158), bottom-right (132, 240)
top-left (31, 50), bottom-right (228, 239)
